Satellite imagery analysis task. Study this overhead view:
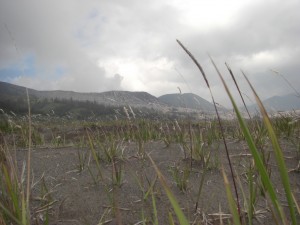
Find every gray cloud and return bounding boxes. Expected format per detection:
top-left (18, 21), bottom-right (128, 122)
top-left (0, 0), bottom-right (122, 92)
top-left (0, 0), bottom-right (299, 107)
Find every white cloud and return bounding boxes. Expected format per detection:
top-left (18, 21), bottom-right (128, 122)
top-left (0, 0), bottom-right (299, 107)
top-left (98, 57), bottom-right (175, 93)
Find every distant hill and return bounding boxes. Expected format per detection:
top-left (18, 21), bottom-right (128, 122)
top-left (0, 81), bottom-right (226, 119)
top-left (248, 94), bottom-right (300, 112)
top-left (0, 81), bottom-right (165, 109)
top-left (0, 81), bottom-right (165, 119)
top-left (0, 81), bottom-right (37, 99)
top-left (3, 81), bottom-right (298, 119)
top-left (35, 90), bottom-right (164, 109)
top-left (158, 93), bottom-right (220, 111)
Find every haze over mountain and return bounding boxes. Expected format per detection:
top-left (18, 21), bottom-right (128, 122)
top-left (0, 81), bottom-right (217, 114)
top-left (158, 93), bottom-right (217, 111)
top-left (0, 81), bottom-right (167, 110)
top-left (248, 93), bottom-right (300, 113)
top-left (1, 81), bottom-right (299, 120)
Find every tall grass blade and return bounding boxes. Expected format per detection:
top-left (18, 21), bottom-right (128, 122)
top-left (168, 212), bottom-right (175, 225)
top-left (0, 202), bottom-right (22, 225)
top-left (2, 165), bottom-right (21, 219)
top-left (270, 69), bottom-right (300, 97)
top-left (25, 88), bottom-right (31, 223)
top-left (144, 176), bottom-right (157, 200)
top-left (176, 39), bottom-right (241, 217)
top-left (151, 190), bottom-right (158, 225)
top-left (209, 56), bottom-right (288, 224)
top-left (86, 131), bottom-right (103, 180)
top-left (222, 168), bottom-right (242, 225)
top-left (21, 194), bottom-right (26, 225)
top-left (195, 169), bottom-right (207, 211)
top-left (247, 165), bottom-right (255, 225)
top-left (292, 194), bottom-right (300, 215)
top-left (225, 62), bottom-right (251, 119)
top-left (243, 72), bottom-right (297, 225)
top-left (148, 154), bottom-right (189, 225)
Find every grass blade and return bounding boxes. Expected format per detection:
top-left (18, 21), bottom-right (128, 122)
top-left (86, 131), bottom-right (103, 180)
top-left (292, 194), bottom-right (300, 215)
top-left (0, 202), bottom-right (22, 225)
top-left (222, 168), bottom-right (241, 225)
top-left (225, 62), bottom-right (251, 119)
top-left (25, 88), bottom-right (31, 208)
top-left (209, 56), bottom-right (288, 224)
top-left (176, 40), bottom-right (241, 217)
top-left (148, 154), bottom-right (189, 225)
top-left (195, 168), bottom-right (207, 211)
top-left (243, 72), bottom-right (297, 225)
top-left (168, 212), bottom-right (175, 225)
top-left (151, 190), bottom-right (158, 225)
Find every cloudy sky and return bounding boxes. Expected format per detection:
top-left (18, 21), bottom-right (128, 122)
top-left (0, 0), bottom-right (299, 107)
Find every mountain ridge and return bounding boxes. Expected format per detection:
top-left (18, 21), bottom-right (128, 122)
top-left (0, 81), bottom-right (218, 112)
top-left (0, 81), bottom-right (166, 109)
top-left (2, 81), bottom-right (299, 117)
top-left (247, 93), bottom-right (300, 112)
top-left (158, 93), bottom-right (217, 111)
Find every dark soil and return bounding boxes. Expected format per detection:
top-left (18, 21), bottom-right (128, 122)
top-left (15, 139), bottom-right (300, 225)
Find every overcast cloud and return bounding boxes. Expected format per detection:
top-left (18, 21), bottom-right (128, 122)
top-left (0, 0), bottom-right (299, 107)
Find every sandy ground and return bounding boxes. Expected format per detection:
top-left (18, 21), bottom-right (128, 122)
top-left (15, 139), bottom-right (300, 225)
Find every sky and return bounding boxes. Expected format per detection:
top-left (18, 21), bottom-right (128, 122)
top-left (0, 0), bottom-right (299, 107)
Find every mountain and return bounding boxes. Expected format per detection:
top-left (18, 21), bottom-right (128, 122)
top-left (0, 81), bottom-right (224, 119)
top-left (0, 81), bottom-right (37, 99)
top-left (248, 94), bottom-right (300, 112)
top-left (158, 93), bottom-right (217, 111)
top-left (0, 81), bottom-right (170, 119)
top-left (35, 90), bottom-right (164, 109)
top-left (0, 81), bottom-right (165, 109)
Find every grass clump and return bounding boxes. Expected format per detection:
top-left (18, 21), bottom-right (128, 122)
top-left (169, 163), bottom-right (190, 192)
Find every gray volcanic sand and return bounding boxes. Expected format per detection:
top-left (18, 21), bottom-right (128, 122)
top-left (16, 140), bottom-right (300, 225)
